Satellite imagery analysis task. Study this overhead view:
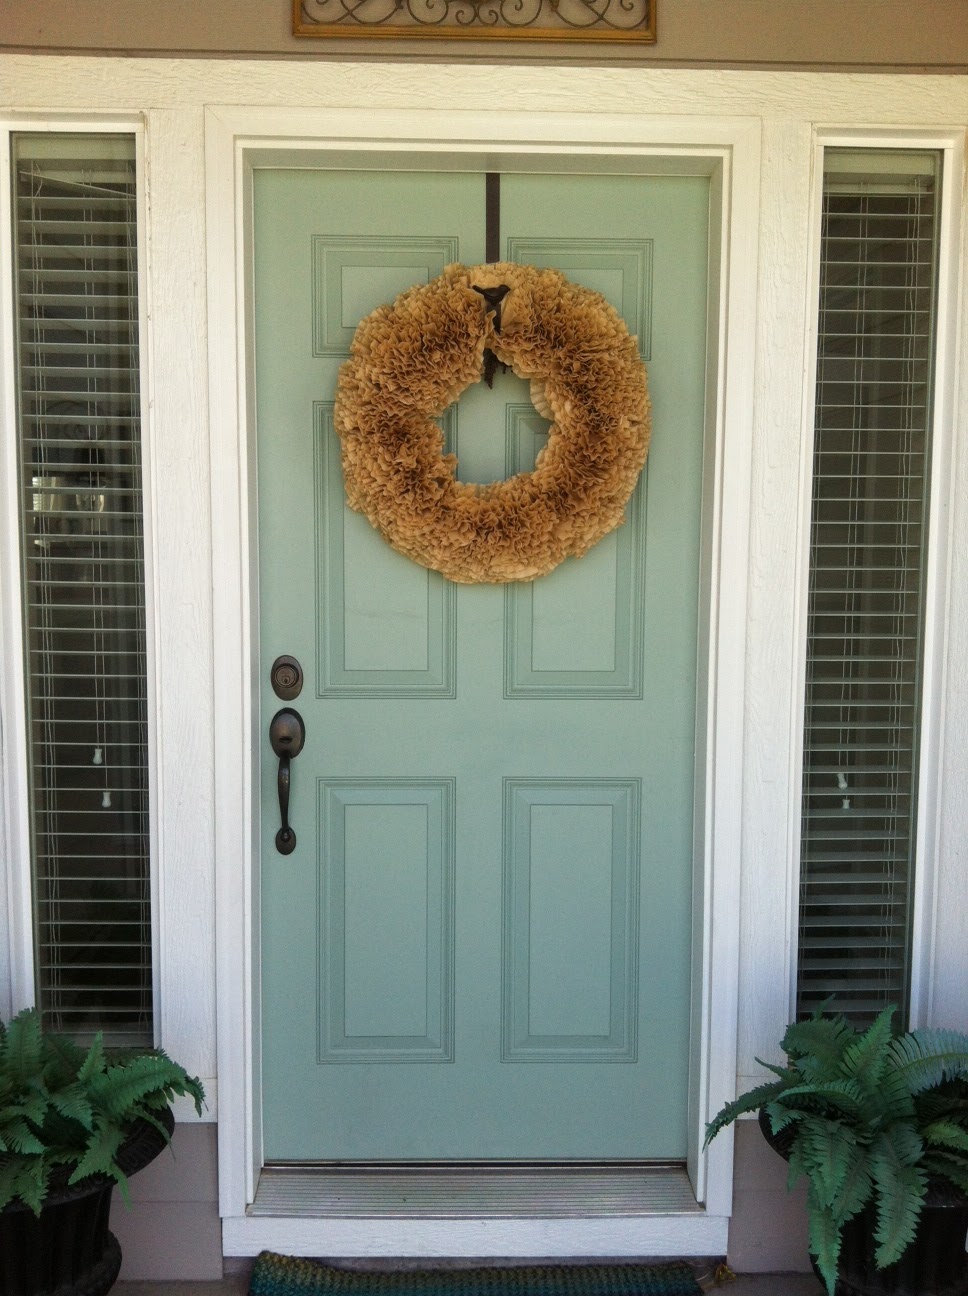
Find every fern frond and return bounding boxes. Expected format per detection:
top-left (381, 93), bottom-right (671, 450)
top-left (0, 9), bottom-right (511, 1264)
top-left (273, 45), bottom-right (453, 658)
top-left (95, 1050), bottom-right (203, 1116)
top-left (23, 1089), bottom-right (50, 1127)
top-left (49, 1083), bottom-right (94, 1132)
top-left (828, 1146), bottom-right (874, 1224)
top-left (89, 1057), bottom-right (197, 1123)
top-left (77, 1034), bottom-right (106, 1086)
top-left (806, 1190), bottom-right (842, 1296)
top-left (2, 1010), bottom-right (42, 1086)
top-left (915, 1083), bottom-right (968, 1123)
top-left (762, 1103), bottom-right (805, 1135)
top-left (841, 1008), bottom-right (896, 1096)
top-left (782, 1014), bottom-right (855, 1073)
top-left (67, 1119), bottom-right (125, 1187)
top-left (133, 1109), bottom-right (175, 1143)
top-left (922, 1120), bottom-right (968, 1154)
top-left (0, 1152), bottom-right (48, 1214)
top-left (178, 1078), bottom-right (204, 1117)
top-left (787, 1141), bottom-right (807, 1192)
top-left (880, 1120), bottom-right (923, 1165)
top-left (768, 1079), bottom-right (865, 1119)
top-left (752, 1057), bottom-right (796, 1082)
top-left (888, 1030), bottom-right (968, 1096)
top-left (42, 1033), bottom-right (89, 1088)
top-left (858, 1062), bottom-right (916, 1124)
top-left (704, 1080), bottom-right (783, 1146)
top-left (869, 1127), bottom-right (928, 1269)
top-left (1, 1117), bottom-right (47, 1156)
top-left (795, 1116), bottom-right (857, 1209)
top-left (0, 1090), bottom-right (49, 1130)
top-left (923, 1152), bottom-right (968, 1195)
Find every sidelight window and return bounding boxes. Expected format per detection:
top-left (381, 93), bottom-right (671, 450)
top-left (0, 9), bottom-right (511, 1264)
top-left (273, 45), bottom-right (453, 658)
top-left (10, 132), bottom-right (153, 1046)
top-left (796, 149), bottom-right (942, 1026)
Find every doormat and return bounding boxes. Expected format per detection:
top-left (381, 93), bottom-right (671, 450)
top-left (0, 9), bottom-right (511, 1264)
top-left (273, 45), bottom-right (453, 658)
top-left (248, 1253), bottom-right (702, 1296)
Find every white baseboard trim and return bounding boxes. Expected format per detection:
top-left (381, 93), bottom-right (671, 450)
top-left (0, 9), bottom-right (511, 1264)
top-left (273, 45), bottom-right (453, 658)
top-left (221, 1213), bottom-right (729, 1258)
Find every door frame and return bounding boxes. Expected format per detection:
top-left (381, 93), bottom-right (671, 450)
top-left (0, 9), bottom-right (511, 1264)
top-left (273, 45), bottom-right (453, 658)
top-left (206, 104), bottom-right (761, 1256)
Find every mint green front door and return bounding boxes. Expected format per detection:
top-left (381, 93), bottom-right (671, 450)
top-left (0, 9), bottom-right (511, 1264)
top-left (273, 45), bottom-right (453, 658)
top-left (254, 167), bottom-right (709, 1161)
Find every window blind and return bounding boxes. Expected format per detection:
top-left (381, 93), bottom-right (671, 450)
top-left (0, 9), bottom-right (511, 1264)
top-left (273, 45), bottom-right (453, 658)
top-left (12, 134), bottom-right (152, 1046)
top-left (796, 149), bottom-right (941, 1025)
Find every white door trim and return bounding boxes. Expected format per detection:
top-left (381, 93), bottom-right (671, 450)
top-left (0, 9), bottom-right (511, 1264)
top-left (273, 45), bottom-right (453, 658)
top-left (206, 104), bottom-right (761, 1255)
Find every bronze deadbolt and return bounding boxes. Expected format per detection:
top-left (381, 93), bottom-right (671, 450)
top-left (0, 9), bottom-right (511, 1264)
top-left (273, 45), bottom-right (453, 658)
top-left (270, 654), bottom-right (303, 701)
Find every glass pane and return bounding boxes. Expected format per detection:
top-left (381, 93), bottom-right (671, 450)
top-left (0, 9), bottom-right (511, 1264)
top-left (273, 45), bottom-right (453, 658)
top-left (12, 133), bottom-right (152, 1046)
top-left (797, 150), bottom-right (941, 1026)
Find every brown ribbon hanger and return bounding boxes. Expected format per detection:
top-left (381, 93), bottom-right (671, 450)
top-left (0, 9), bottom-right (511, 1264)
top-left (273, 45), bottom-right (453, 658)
top-left (472, 283), bottom-right (511, 332)
top-left (474, 172), bottom-right (510, 388)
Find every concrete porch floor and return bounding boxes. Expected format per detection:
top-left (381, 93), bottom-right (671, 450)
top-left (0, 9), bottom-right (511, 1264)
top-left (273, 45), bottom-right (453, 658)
top-left (118, 1267), bottom-right (823, 1296)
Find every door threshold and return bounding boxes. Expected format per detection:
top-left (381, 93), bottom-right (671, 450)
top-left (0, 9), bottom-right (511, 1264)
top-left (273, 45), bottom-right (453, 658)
top-left (250, 1163), bottom-right (703, 1219)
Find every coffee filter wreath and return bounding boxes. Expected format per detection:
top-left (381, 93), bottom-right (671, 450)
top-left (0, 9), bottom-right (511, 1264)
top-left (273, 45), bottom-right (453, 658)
top-left (333, 261), bottom-right (651, 584)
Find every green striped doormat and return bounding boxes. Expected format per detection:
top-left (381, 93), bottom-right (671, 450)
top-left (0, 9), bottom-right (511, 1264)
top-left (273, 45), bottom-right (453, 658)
top-left (248, 1254), bottom-right (702, 1296)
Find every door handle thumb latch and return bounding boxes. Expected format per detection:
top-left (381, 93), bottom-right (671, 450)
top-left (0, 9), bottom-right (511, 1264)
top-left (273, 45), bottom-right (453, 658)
top-left (269, 707), bottom-right (306, 855)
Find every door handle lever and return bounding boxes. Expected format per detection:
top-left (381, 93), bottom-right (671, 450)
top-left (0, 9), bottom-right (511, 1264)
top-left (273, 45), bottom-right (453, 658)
top-left (269, 707), bottom-right (305, 855)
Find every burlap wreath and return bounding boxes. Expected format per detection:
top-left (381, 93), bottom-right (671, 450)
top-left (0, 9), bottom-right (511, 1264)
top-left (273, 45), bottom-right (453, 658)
top-left (333, 262), bottom-right (651, 584)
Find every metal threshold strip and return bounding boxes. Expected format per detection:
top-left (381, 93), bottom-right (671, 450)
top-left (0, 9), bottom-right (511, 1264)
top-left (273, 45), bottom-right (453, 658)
top-left (251, 1163), bottom-right (702, 1220)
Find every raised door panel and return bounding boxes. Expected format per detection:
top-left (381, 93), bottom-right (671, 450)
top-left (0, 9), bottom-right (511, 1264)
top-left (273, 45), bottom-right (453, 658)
top-left (504, 408), bottom-right (647, 698)
top-left (318, 779), bottom-right (455, 1063)
top-left (313, 236), bottom-right (461, 356)
top-left (314, 404), bottom-right (457, 697)
top-left (502, 779), bottom-right (641, 1063)
top-left (504, 237), bottom-right (653, 358)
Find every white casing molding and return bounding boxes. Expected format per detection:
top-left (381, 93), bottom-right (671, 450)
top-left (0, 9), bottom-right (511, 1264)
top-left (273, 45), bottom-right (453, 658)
top-left (205, 103), bottom-right (758, 1253)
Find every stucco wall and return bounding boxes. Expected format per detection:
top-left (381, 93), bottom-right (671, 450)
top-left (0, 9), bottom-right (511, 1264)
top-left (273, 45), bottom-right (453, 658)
top-left (0, 0), bottom-right (966, 68)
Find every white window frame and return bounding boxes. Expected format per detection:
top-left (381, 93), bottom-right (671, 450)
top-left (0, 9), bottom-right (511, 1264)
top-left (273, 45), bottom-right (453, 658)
top-left (788, 128), bottom-right (966, 1029)
top-left (205, 105), bottom-right (760, 1258)
top-left (0, 114), bottom-right (162, 1039)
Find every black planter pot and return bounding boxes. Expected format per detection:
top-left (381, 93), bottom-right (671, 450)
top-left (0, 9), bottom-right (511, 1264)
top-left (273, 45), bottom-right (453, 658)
top-left (825, 1182), bottom-right (968, 1296)
top-left (0, 1106), bottom-right (174, 1296)
top-left (757, 1108), bottom-right (968, 1296)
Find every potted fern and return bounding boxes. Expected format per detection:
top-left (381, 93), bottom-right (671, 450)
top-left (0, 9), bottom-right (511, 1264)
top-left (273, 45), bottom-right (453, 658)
top-left (705, 1007), bottom-right (968, 1296)
top-left (0, 1007), bottom-right (204, 1296)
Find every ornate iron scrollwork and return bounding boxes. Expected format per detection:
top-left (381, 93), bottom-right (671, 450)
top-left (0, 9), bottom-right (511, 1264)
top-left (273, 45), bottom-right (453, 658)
top-left (295, 0), bottom-right (656, 41)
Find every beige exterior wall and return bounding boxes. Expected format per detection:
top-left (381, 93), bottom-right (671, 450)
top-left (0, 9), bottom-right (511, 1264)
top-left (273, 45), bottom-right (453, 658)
top-left (115, 1125), bottom-right (222, 1280)
top-left (0, 0), bottom-right (966, 68)
top-left (727, 1121), bottom-right (811, 1275)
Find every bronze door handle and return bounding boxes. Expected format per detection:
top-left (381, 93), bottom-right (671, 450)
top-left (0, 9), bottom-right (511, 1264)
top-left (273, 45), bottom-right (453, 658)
top-left (269, 707), bottom-right (305, 855)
